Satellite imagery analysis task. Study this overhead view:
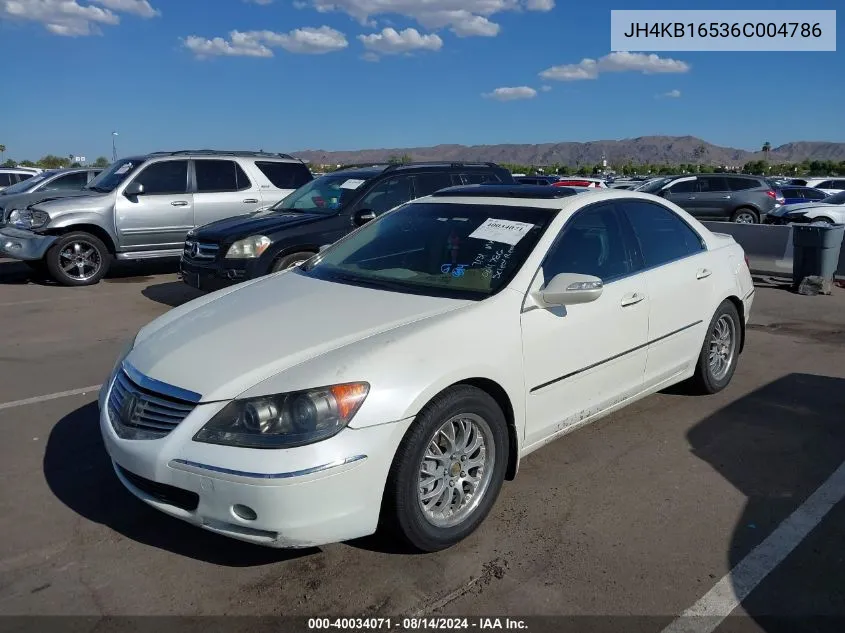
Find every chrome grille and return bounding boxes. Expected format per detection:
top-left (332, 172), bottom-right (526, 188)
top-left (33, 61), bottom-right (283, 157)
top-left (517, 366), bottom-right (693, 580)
top-left (183, 239), bottom-right (220, 261)
top-left (108, 369), bottom-right (196, 439)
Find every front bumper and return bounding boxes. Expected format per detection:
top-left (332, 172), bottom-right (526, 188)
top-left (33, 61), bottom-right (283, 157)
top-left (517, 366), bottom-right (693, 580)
top-left (179, 256), bottom-right (268, 292)
top-left (99, 376), bottom-right (413, 548)
top-left (0, 227), bottom-right (57, 261)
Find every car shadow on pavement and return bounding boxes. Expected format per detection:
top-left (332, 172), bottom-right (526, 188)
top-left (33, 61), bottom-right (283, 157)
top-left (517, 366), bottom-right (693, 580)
top-left (44, 401), bottom-right (319, 566)
top-left (686, 373), bottom-right (845, 629)
top-left (142, 281), bottom-right (205, 307)
top-left (0, 259), bottom-right (181, 285)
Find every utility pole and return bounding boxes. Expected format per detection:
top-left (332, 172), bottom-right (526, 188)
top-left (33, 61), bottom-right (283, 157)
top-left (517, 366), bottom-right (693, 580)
top-left (112, 131), bottom-right (119, 162)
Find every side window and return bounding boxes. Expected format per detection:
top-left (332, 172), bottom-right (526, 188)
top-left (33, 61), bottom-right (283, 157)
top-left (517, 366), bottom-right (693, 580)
top-left (831, 180), bottom-right (845, 189)
top-left (781, 188), bottom-right (799, 199)
top-left (359, 176), bottom-right (414, 215)
top-left (195, 160), bottom-right (238, 193)
top-left (462, 172), bottom-right (499, 185)
top-left (728, 177), bottom-right (761, 191)
top-left (805, 189), bottom-right (828, 200)
top-left (621, 200), bottom-right (705, 268)
top-left (666, 179), bottom-right (696, 194)
top-left (542, 203), bottom-right (635, 284)
top-left (0, 174), bottom-right (11, 187)
top-left (131, 160), bottom-right (188, 195)
top-left (254, 161), bottom-right (312, 189)
top-left (816, 180), bottom-right (833, 189)
top-left (414, 172), bottom-right (454, 197)
top-left (15, 173), bottom-right (34, 183)
top-left (698, 176), bottom-right (729, 192)
top-left (43, 172), bottom-right (89, 191)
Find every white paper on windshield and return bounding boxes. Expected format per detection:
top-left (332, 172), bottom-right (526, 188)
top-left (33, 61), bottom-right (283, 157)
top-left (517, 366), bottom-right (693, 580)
top-left (468, 218), bottom-right (534, 246)
top-left (340, 178), bottom-right (366, 190)
top-left (114, 163), bottom-right (132, 174)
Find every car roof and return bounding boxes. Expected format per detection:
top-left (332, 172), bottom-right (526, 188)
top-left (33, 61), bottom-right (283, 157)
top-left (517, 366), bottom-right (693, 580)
top-left (416, 186), bottom-right (677, 210)
top-left (433, 184), bottom-right (581, 199)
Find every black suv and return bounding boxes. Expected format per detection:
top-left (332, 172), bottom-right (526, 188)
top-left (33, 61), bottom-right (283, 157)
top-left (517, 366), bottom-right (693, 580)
top-left (650, 174), bottom-right (782, 223)
top-left (180, 161), bottom-right (513, 291)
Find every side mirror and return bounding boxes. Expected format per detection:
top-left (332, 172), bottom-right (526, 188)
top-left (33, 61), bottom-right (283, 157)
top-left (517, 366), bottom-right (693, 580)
top-left (352, 209), bottom-right (376, 226)
top-left (124, 182), bottom-right (145, 198)
top-left (533, 273), bottom-right (603, 307)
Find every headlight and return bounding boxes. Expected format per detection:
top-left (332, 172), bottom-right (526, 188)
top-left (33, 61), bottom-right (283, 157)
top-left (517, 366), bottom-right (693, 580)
top-left (8, 208), bottom-right (50, 229)
top-left (225, 235), bottom-right (272, 259)
top-left (194, 382), bottom-right (369, 449)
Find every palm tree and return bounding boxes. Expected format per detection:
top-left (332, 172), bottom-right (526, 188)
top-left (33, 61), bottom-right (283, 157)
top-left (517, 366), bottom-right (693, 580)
top-left (0, 144), bottom-right (5, 163)
top-left (762, 141), bottom-right (771, 162)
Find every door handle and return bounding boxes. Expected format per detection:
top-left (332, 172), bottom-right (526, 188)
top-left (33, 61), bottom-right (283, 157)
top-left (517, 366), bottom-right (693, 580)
top-left (696, 268), bottom-right (712, 279)
top-left (688, 196), bottom-right (696, 200)
top-left (242, 198), bottom-right (259, 204)
top-left (171, 201), bottom-right (189, 207)
top-left (620, 292), bottom-right (645, 307)
top-left (720, 195), bottom-right (732, 199)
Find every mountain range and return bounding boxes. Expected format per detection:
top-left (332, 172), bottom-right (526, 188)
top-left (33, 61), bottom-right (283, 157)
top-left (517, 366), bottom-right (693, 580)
top-left (293, 136), bottom-right (845, 167)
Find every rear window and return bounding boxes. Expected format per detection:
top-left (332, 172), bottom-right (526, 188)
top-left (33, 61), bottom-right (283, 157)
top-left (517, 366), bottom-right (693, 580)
top-left (0, 174), bottom-right (12, 187)
top-left (254, 161), bottom-right (313, 189)
top-left (462, 172), bottom-right (501, 185)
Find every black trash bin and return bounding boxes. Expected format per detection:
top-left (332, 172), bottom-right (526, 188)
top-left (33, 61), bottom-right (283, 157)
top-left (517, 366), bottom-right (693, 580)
top-left (791, 222), bottom-right (845, 293)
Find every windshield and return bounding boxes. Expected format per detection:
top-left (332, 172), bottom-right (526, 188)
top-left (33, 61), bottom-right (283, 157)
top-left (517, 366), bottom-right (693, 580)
top-left (635, 177), bottom-right (674, 193)
top-left (0, 172), bottom-right (51, 194)
top-left (822, 191), bottom-right (845, 205)
top-left (272, 172), bottom-right (374, 215)
top-left (301, 202), bottom-right (556, 300)
top-left (84, 158), bottom-right (140, 193)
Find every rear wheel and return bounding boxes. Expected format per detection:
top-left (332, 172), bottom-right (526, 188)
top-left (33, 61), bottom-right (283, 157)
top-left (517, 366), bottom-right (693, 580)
top-left (45, 232), bottom-right (111, 286)
top-left (270, 251), bottom-right (313, 273)
top-left (731, 208), bottom-right (759, 224)
top-left (381, 385), bottom-right (508, 552)
top-left (687, 301), bottom-right (741, 395)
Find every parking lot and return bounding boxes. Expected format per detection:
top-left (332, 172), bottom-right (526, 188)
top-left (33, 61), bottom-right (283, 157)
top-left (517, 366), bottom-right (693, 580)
top-left (1, 257), bottom-right (844, 630)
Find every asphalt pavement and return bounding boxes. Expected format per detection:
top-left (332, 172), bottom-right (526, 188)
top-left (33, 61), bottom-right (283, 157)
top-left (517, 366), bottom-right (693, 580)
top-left (1, 258), bottom-right (844, 633)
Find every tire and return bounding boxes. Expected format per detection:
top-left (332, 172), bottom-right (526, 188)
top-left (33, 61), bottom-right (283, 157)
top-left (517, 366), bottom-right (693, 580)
top-left (687, 300), bottom-right (742, 395)
top-left (270, 251), bottom-right (313, 273)
top-left (45, 232), bottom-right (111, 286)
top-left (814, 217), bottom-right (835, 225)
top-left (381, 385), bottom-right (509, 552)
top-left (731, 208), bottom-right (759, 224)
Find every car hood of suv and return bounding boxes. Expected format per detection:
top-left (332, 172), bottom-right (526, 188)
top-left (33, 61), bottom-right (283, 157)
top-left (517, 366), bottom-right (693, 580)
top-left (193, 210), bottom-right (335, 242)
top-left (127, 270), bottom-right (468, 401)
top-left (0, 189), bottom-right (99, 212)
top-left (29, 190), bottom-right (112, 213)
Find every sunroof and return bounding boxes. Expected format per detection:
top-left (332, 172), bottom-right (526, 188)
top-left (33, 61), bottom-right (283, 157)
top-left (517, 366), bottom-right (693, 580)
top-left (432, 184), bottom-right (582, 199)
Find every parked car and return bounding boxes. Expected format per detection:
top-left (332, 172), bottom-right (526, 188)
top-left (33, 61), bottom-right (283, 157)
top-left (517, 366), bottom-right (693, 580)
top-left (514, 175), bottom-right (561, 185)
top-left (100, 184), bottom-right (753, 552)
top-left (766, 190), bottom-right (845, 225)
top-left (0, 167), bottom-right (102, 197)
top-left (776, 185), bottom-right (829, 206)
top-left (180, 161), bottom-right (513, 291)
top-left (552, 177), bottom-right (607, 188)
top-left (800, 178), bottom-right (845, 196)
top-left (0, 150), bottom-right (312, 286)
top-left (647, 174), bottom-right (782, 223)
top-left (0, 168), bottom-right (37, 191)
top-left (633, 176), bottom-right (678, 193)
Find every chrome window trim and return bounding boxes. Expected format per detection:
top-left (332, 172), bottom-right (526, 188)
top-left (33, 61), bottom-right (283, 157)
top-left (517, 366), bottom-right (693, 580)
top-left (121, 361), bottom-right (202, 403)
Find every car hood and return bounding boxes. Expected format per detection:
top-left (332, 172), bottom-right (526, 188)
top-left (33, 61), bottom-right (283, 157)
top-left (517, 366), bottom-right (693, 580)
top-left (193, 209), bottom-right (333, 241)
top-left (770, 201), bottom-right (835, 216)
top-left (127, 270), bottom-right (469, 402)
top-left (0, 189), bottom-right (96, 211)
top-left (30, 191), bottom-right (112, 213)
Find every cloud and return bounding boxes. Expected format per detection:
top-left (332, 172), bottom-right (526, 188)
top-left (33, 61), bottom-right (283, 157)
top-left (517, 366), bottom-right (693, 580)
top-left (482, 86), bottom-right (538, 101)
top-left (660, 89), bottom-right (682, 98)
top-left (244, 0), bottom-right (274, 4)
top-left (184, 26), bottom-right (349, 58)
top-left (0, 0), bottom-right (159, 36)
top-left (540, 84), bottom-right (552, 92)
top-left (305, 0), bottom-right (553, 37)
top-left (358, 27), bottom-right (442, 54)
top-left (540, 51), bottom-right (690, 81)
top-left (361, 51), bottom-right (380, 62)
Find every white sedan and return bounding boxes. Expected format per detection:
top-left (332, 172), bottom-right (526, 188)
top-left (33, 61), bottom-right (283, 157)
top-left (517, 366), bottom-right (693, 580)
top-left (99, 185), bottom-right (754, 552)
top-left (766, 191), bottom-right (845, 225)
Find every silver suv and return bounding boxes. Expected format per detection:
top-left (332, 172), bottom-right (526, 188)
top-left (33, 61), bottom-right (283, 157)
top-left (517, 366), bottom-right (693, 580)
top-left (0, 150), bottom-right (312, 286)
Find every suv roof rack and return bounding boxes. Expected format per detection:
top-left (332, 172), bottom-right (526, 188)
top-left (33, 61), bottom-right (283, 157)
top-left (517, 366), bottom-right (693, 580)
top-left (145, 150), bottom-right (302, 161)
top-left (432, 184), bottom-right (582, 199)
top-left (384, 161), bottom-right (502, 172)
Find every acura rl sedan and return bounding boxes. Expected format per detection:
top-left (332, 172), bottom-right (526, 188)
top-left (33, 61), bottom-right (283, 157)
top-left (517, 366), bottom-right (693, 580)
top-left (99, 185), bottom-right (754, 552)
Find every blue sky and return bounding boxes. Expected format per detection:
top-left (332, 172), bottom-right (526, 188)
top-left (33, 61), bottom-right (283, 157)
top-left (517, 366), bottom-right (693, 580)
top-left (0, 0), bottom-right (841, 162)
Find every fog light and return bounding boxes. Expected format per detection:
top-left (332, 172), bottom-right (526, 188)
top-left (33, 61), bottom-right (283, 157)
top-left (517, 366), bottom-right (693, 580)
top-left (233, 504), bottom-right (258, 521)
top-left (4, 241), bottom-right (22, 251)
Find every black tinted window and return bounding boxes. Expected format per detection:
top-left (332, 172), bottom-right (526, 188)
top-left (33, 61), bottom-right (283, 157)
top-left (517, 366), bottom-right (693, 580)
top-left (359, 176), bottom-right (414, 215)
top-left (0, 174), bottom-right (12, 187)
top-left (543, 204), bottom-right (635, 283)
top-left (728, 177), bottom-right (761, 191)
top-left (414, 173), bottom-right (455, 197)
top-left (132, 160), bottom-right (188, 195)
top-left (196, 160), bottom-right (237, 193)
top-left (254, 161), bottom-right (312, 189)
top-left (831, 180), bottom-right (845, 188)
top-left (44, 172), bottom-right (88, 191)
top-left (667, 179), bottom-right (696, 194)
top-left (781, 188), bottom-right (801, 198)
top-left (805, 189), bottom-right (828, 200)
top-left (462, 172), bottom-right (500, 185)
top-left (17, 173), bottom-right (34, 183)
top-left (698, 176), bottom-right (729, 192)
top-left (816, 181), bottom-right (834, 189)
top-left (622, 200), bottom-right (705, 268)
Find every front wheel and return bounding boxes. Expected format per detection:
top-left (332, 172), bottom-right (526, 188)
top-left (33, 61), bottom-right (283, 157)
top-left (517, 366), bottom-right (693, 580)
top-left (687, 300), bottom-right (741, 394)
top-left (45, 232), bottom-right (111, 286)
top-left (381, 385), bottom-right (509, 552)
top-left (270, 251), bottom-right (314, 273)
